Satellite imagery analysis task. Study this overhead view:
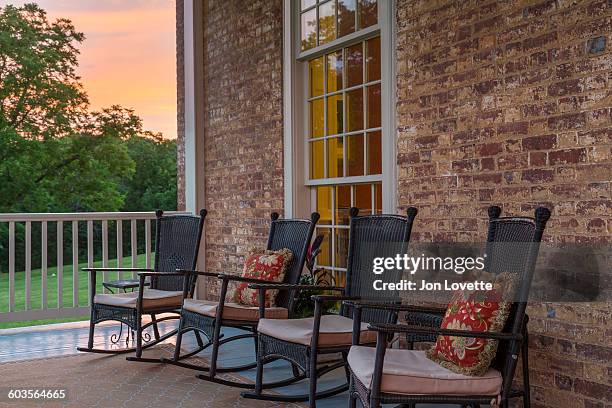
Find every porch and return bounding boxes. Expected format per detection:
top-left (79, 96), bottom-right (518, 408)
top-left (0, 0), bottom-right (609, 406)
top-left (1, 320), bottom-right (420, 408)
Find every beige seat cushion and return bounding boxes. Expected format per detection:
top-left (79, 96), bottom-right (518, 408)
top-left (257, 314), bottom-right (377, 347)
top-left (94, 289), bottom-right (183, 310)
top-left (183, 299), bottom-right (288, 321)
top-left (348, 346), bottom-right (502, 396)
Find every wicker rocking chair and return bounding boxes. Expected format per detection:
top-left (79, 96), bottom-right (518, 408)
top-left (161, 212), bottom-right (320, 389)
top-left (403, 205), bottom-right (546, 347)
top-left (241, 207), bottom-right (418, 407)
top-left (345, 206), bottom-right (551, 408)
top-left (77, 209), bottom-right (207, 361)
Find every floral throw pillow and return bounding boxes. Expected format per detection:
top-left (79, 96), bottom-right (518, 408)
top-left (233, 248), bottom-right (293, 308)
top-left (426, 272), bottom-right (517, 376)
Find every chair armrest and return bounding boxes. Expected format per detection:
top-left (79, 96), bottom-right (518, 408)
top-left (83, 267), bottom-right (154, 273)
top-left (367, 323), bottom-right (522, 341)
top-left (217, 273), bottom-right (284, 285)
top-left (311, 294), bottom-right (357, 303)
top-left (343, 300), bottom-right (447, 315)
top-left (247, 282), bottom-right (344, 292)
top-left (137, 271), bottom-right (186, 277)
top-left (176, 269), bottom-right (221, 278)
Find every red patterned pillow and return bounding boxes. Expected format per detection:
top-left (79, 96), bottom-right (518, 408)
top-left (233, 248), bottom-right (293, 307)
top-left (426, 272), bottom-right (517, 376)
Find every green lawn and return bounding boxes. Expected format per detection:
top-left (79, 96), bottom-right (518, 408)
top-left (0, 253), bottom-right (152, 329)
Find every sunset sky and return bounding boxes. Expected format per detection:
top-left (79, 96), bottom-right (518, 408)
top-left (1, 0), bottom-right (177, 139)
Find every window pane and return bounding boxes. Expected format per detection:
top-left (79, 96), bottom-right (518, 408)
top-left (346, 134), bottom-right (364, 176)
top-left (318, 1), bottom-right (336, 46)
top-left (309, 57), bottom-right (324, 97)
top-left (335, 228), bottom-right (349, 268)
top-left (327, 136), bottom-right (343, 178)
top-left (354, 184), bottom-right (372, 214)
top-left (367, 131), bottom-right (382, 174)
top-left (310, 98), bottom-right (324, 138)
top-left (326, 51), bottom-right (343, 93)
top-left (327, 94), bottom-right (344, 135)
top-left (346, 43), bottom-right (363, 87)
top-left (338, 0), bottom-right (356, 37)
top-left (359, 0), bottom-right (377, 28)
top-left (301, 0), bottom-right (316, 10)
top-left (346, 88), bottom-right (364, 132)
top-left (374, 183), bottom-right (382, 213)
top-left (316, 227), bottom-right (333, 267)
top-left (301, 9), bottom-right (317, 51)
top-left (336, 185), bottom-right (351, 224)
top-left (317, 186), bottom-right (333, 225)
top-left (366, 36), bottom-right (380, 82)
top-left (310, 140), bottom-right (325, 179)
top-left (366, 84), bottom-right (381, 128)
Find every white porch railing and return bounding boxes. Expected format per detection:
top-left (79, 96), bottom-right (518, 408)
top-left (0, 211), bottom-right (188, 323)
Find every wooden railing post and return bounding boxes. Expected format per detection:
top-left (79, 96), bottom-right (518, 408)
top-left (8, 221), bottom-right (15, 312)
top-left (57, 220), bottom-right (63, 309)
top-left (72, 220), bottom-right (79, 308)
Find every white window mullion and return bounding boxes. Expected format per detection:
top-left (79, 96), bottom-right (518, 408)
top-left (331, 185), bottom-right (336, 270)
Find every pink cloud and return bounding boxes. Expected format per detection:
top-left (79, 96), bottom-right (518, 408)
top-left (0, 0), bottom-right (177, 139)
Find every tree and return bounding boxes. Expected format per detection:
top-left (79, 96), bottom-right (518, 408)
top-left (0, 4), bottom-right (135, 213)
top-left (0, 4), bottom-right (177, 273)
top-left (0, 3), bottom-right (87, 139)
top-left (121, 133), bottom-right (177, 212)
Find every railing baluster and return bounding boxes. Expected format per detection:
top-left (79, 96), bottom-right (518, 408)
top-left (102, 220), bottom-right (108, 291)
top-left (8, 221), bottom-right (15, 312)
top-left (41, 221), bottom-right (48, 309)
top-left (57, 221), bottom-right (63, 309)
top-left (145, 219), bottom-right (152, 269)
top-left (116, 220), bottom-right (123, 279)
top-left (131, 219), bottom-right (137, 278)
top-left (25, 221), bottom-right (31, 310)
top-left (87, 220), bottom-right (93, 305)
top-left (72, 220), bottom-right (78, 307)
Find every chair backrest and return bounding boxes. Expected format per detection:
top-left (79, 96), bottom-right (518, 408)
top-left (485, 206), bottom-right (550, 393)
top-left (484, 205), bottom-right (545, 278)
top-left (151, 209), bottom-right (207, 294)
top-left (267, 212), bottom-right (320, 310)
top-left (340, 207), bottom-right (418, 324)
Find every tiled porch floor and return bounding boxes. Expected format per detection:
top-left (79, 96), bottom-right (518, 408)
top-left (0, 320), bottom-right (463, 407)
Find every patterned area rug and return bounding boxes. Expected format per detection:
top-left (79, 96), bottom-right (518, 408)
top-left (0, 346), bottom-right (302, 408)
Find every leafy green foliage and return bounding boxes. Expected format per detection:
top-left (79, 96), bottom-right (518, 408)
top-left (121, 133), bottom-right (177, 212)
top-left (0, 3), bottom-right (87, 139)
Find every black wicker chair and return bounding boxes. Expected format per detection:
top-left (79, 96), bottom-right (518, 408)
top-left (346, 206), bottom-right (551, 408)
top-left (241, 207), bottom-right (418, 407)
top-left (161, 212), bottom-right (320, 389)
top-left (404, 205), bottom-right (546, 347)
top-left (77, 209), bottom-right (207, 361)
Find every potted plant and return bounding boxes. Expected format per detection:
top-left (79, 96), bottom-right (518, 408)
top-left (293, 235), bottom-right (339, 318)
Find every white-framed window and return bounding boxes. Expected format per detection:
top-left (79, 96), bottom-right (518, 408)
top-left (284, 0), bottom-right (394, 280)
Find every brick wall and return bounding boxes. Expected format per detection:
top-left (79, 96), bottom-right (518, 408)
top-left (201, 0), bottom-right (285, 294)
top-left (395, 1), bottom-right (611, 407)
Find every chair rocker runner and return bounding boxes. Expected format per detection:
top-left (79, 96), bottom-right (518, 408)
top-left (77, 209), bottom-right (207, 361)
top-left (346, 207), bottom-right (551, 408)
top-left (242, 207), bottom-right (419, 407)
top-left (161, 212), bottom-right (320, 390)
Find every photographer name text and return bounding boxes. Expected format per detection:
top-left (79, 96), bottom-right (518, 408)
top-left (373, 279), bottom-right (493, 291)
